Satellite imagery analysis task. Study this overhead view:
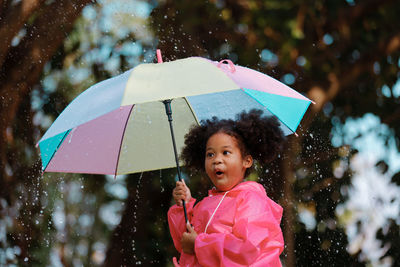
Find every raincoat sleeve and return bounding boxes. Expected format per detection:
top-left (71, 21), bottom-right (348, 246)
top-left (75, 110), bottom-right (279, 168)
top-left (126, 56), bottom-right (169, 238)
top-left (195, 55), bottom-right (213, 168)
top-left (167, 198), bottom-right (197, 252)
top-left (194, 192), bottom-right (284, 267)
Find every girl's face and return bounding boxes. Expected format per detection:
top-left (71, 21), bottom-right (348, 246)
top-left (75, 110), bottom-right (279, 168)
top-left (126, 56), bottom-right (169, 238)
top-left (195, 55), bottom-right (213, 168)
top-left (205, 132), bottom-right (253, 192)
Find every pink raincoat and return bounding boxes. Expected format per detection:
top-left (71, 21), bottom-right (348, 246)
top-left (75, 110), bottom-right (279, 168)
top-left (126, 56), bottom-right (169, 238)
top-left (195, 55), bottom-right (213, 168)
top-left (168, 181), bottom-right (284, 267)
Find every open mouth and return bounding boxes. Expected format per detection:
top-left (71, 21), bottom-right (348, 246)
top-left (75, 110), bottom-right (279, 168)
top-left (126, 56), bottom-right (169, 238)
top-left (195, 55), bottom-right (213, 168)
top-left (215, 171), bottom-right (224, 176)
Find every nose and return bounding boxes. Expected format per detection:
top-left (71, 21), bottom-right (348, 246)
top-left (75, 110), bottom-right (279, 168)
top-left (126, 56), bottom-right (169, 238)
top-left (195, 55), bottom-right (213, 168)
top-left (213, 154), bottom-right (222, 165)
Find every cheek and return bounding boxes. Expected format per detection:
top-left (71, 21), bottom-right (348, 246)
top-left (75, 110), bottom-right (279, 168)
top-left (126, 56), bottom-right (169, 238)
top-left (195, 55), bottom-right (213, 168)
top-left (204, 159), bottom-right (211, 170)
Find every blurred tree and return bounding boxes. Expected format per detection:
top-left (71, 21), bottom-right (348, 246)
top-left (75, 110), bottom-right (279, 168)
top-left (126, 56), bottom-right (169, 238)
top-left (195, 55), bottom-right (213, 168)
top-left (0, 0), bottom-right (93, 265)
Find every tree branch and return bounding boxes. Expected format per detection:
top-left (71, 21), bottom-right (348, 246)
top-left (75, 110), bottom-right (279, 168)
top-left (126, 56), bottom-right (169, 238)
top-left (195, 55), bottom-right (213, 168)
top-left (281, 137), bottom-right (299, 267)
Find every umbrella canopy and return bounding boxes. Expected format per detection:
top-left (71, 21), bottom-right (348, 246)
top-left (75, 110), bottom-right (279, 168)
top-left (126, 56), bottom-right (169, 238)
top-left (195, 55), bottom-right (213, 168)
top-left (38, 56), bottom-right (313, 176)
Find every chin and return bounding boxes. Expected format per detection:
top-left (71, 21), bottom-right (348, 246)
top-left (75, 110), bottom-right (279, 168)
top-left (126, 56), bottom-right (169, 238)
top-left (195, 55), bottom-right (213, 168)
top-left (215, 185), bottom-right (231, 192)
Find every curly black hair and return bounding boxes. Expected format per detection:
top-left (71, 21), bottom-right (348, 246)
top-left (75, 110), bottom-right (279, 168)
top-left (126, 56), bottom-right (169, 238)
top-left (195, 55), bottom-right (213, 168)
top-left (180, 109), bottom-right (285, 177)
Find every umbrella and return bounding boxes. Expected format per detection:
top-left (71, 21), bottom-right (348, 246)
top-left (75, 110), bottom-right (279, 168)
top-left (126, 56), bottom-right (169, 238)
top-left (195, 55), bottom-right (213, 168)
top-left (38, 50), bottom-right (313, 221)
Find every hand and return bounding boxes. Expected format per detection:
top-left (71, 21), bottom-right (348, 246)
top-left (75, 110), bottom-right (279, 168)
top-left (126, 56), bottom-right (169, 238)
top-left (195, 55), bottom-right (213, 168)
top-left (181, 223), bottom-right (197, 254)
top-left (172, 180), bottom-right (191, 206)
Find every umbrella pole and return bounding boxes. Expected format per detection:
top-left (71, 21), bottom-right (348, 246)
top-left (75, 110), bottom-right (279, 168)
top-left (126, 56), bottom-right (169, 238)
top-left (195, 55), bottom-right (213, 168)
top-left (163, 99), bottom-right (189, 223)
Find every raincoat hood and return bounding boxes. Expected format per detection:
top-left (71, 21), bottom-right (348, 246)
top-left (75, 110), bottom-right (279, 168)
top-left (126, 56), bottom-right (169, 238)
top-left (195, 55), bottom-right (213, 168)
top-left (208, 181), bottom-right (282, 223)
top-left (209, 180), bottom-right (268, 195)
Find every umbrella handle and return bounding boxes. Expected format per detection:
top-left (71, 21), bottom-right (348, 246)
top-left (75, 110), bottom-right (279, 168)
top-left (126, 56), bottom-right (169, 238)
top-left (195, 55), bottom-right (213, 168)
top-left (163, 99), bottom-right (189, 223)
top-left (217, 59), bottom-right (236, 73)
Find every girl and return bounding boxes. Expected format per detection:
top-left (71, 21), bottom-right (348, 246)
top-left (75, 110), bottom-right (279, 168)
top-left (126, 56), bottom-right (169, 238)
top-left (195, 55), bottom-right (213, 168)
top-left (168, 109), bottom-right (285, 267)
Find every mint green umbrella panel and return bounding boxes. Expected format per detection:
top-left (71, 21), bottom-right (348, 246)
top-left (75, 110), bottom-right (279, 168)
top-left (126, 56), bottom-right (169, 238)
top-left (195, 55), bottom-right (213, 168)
top-left (38, 56), bottom-right (313, 176)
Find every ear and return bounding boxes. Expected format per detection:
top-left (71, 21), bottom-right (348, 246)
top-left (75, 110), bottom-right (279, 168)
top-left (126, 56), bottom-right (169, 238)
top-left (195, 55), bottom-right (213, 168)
top-left (243, 155), bottom-right (253, 169)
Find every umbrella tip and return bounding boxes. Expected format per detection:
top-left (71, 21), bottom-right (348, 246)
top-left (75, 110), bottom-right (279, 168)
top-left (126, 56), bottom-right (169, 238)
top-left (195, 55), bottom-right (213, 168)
top-left (156, 49), bottom-right (163, 63)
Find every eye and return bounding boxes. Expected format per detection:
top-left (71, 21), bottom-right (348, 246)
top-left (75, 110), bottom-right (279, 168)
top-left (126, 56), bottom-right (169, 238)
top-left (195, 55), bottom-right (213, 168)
top-left (223, 150), bottom-right (231, 155)
top-left (206, 152), bottom-right (214, 158)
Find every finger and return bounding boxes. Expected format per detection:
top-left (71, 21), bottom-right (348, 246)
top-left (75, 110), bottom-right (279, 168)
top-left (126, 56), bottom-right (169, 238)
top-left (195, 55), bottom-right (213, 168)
top-left (173, 189), bottom-right (184, 196)
top-left (175, 186), bottom-right (185, 192)
top-left (174, 187), bottom-right (186, 193)
top-left (174, 192), bottom-right (186, 199)
top-left (186, 222), bottom-right (194, 233)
